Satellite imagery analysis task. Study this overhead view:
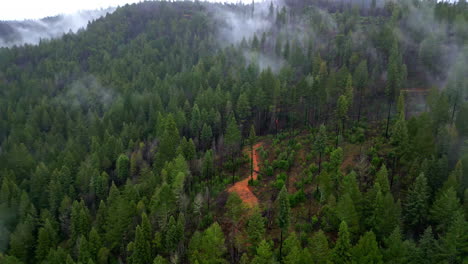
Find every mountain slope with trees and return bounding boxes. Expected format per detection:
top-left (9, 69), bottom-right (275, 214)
top-left (0, 0), bottom-right (467, 263)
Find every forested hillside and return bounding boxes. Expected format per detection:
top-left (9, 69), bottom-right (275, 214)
top-left (0, 0), bottom-right (467, 263)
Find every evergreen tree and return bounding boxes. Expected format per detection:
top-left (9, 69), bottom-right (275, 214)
top-left (252, 240), bottom-right (274, 264)
top-left (375, 165), bottom-right (390, 194)
top-left (403, 173), bottom-right (430, 234)
top-left (35, 219), bottom-right (57, 262)
top-left (308, 230), bottom-right (331, 264)
top-left (314, 125), bottom-right (327, 174)
top-left (332, 221), bottom-right (352, 264)
top-left (248, 124), bottom-right (257, 181)
top-left (417, 227), bottom-right (436, 264)
top-left (383, 227), bottom-right (408, 263)
top-left (436, 213), bottom-right (468, 263)
top-left (225, 116), bottom-right (241, 184)
top-left (351, 231), bottom-right (383, 264)
top-left (430, 187), bottom-right (462, 233)
top-left (188, 222), bottom-right (227, 264)
top-left (354, 60), bottom-right (368, 122)
top-left (116, 154), bottom-right (130, 181)
top-left (385, 41), bottom-right (406, 138)
top-left (277, 185), bottom-right (290, 260)
top-left (246, 208), bottom-right (265, 251)
top-left (336, 193), bottom-right (359, 236)
top-left (130, 225), bottom-right (151, 264)
top-left (201, 123), bottom-right (213, 150)
top-left (155, 114), bottom-right (180, 171)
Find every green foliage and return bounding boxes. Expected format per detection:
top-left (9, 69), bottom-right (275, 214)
top-left (351, 231), bottom-right (383, 264)
top-left (247, 209), bottom-right (265, 251)
top-left (0, 1), bottom-right (466, 263)
top-left (189, 222), bottom-right (227, 264)
top-left (116, 154), bottom-right (130, 181)
top-left (308, 230), bottom-right (331, 264)
top-left (225, 193), bottom-right (246, 226)
top-left (403, 173), bottom-right (430, 234)
top-left (277, 185), bottom-right (290, 232)
top-left (332, 221), bottom-right (352, 264)
top-left (430, 187), bottom-right (462, 233)
top-left (252, 240), bottom-right (275, 264)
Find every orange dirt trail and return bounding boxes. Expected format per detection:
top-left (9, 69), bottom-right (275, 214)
top-left (228, 143), bottom-right (262, 207)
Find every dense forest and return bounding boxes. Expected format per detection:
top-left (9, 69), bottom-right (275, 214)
top-left (0, 0), bottom-right (467, 263)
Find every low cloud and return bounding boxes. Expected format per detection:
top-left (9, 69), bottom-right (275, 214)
top-left (0, 9), bottom-right (114, 48)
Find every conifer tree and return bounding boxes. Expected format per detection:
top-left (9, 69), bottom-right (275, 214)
top-left (430, 187), bottom-right (462, 233)
top-left (314, 125), bottom-right (327, 174)
top-left (277, 185), bottom-right (290, 260)
top-left (131, 225), bottom-right (151, 264)
top-left (332, 221), bottom-right (352, 264)
top-left (309, 230), bottom-right (331, 264)
top-left (403, 173), bottom-right (430, 234)
top-left (35, 219), bottom-right (57, 262)
top-left (247, 208), bottom-right (265, 251)
top-left (116, 154), bottom-right (130, 181)
top-left (248, 124), bottom-right (257, 180)
top-left (252, 240), bottom-right (274, 264)
top-left (351, 231), bottom-right (383, 264)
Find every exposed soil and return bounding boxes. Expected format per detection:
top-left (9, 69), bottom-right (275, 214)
top-left (227, 143), bottom-right (262, 207)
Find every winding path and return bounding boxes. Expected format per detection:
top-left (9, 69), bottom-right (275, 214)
top-left (228, 143), bottom-right (262, 207)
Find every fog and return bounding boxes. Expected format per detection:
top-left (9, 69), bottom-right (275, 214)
top-left (0, 9), bottom-right (114, 48)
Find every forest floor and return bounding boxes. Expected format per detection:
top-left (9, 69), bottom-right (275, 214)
top-left (227, 142), bottom-right (263, 207)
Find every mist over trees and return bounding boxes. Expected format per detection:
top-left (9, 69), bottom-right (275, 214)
top-left (0, 0), bottom-right (467, 263)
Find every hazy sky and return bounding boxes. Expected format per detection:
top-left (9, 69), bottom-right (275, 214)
top-left (1, 0), bottom-right (251, 21)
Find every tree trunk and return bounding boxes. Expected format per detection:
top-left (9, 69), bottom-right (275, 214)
top-left (342, 118), bottom-right (345, 137)
top-left (335, 122), bottom-right (339, 148)
top-left (357, 90), bottom-right (363, 122)
top-left (451, 99), bottom-right (458, 124)
top-left (318, 152), bottom-right (322, 174)
top-left (279, 229), bottom-right (283, 261)
top-left (250, 146), bottom-right (254, 181)
top-left (385, 100), bottom-right (392, 138)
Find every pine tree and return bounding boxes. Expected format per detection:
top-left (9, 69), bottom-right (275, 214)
top-left (35, 219), bottom-right (57, 262)
top-left (417, 227), bottom-right (436, 264)
top-left (277, 185), bottom-right (290, 260)
top-left (336, 193), bottom-right (359, 236)
top-left (332, 221), bottom-right (352, 264)
top-left (248, 125), bottom-right (257, 181)
top-left (385, 41), bottom-right (406, 138)
top-left (246, 208), bottom-right (265, 251)
top-left (191, 104), bottom-right (202, 139)
top-left (308, 230), bottom-right (331, 264)
top-left (430, 187), bottom-right (462, 234)
top-left (375, 165), bottom-right (390, 194)
top-left (252, 240), bottom-right (274, 264)
top-left (131, 225), bottom-right (151, 264)
top-left (383, 227), bottom-right (408, 263)
top-left (153, 255), bottom-right (168, 264)
top-left (225, 193), bottom-right (245, 227)
top-left (336, 94), bottom-right (350, 139)
top-left (351, 231), bottom-right (383, 264)
top-left (188, 222), bottom-right (227, 264)
top-left (155, 114), bottom-right (180, 171)
top-left (165, 216), bottom-right (179, 254)
top-left (201, 123), bottom-right (213, 150)
top-left (88, 227), bottom-right (102, 261)
top-left (225, 116), bottom-right (241, 184)
top-left (354, 60), bottom-right (368, 122)
top-left (403, 173), bottom-right (430, 234)
top-left (116, 154), bottom-right (130, 181)
top-left (436, 213), bottom-right (468, 262)
top-left (314, 125), bottom-right (327, 174)
top-left (236, 92), bottom-right (251, 122)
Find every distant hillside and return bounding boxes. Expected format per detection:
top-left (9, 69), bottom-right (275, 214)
top-left (0, 9), bottom-right (113, 47)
